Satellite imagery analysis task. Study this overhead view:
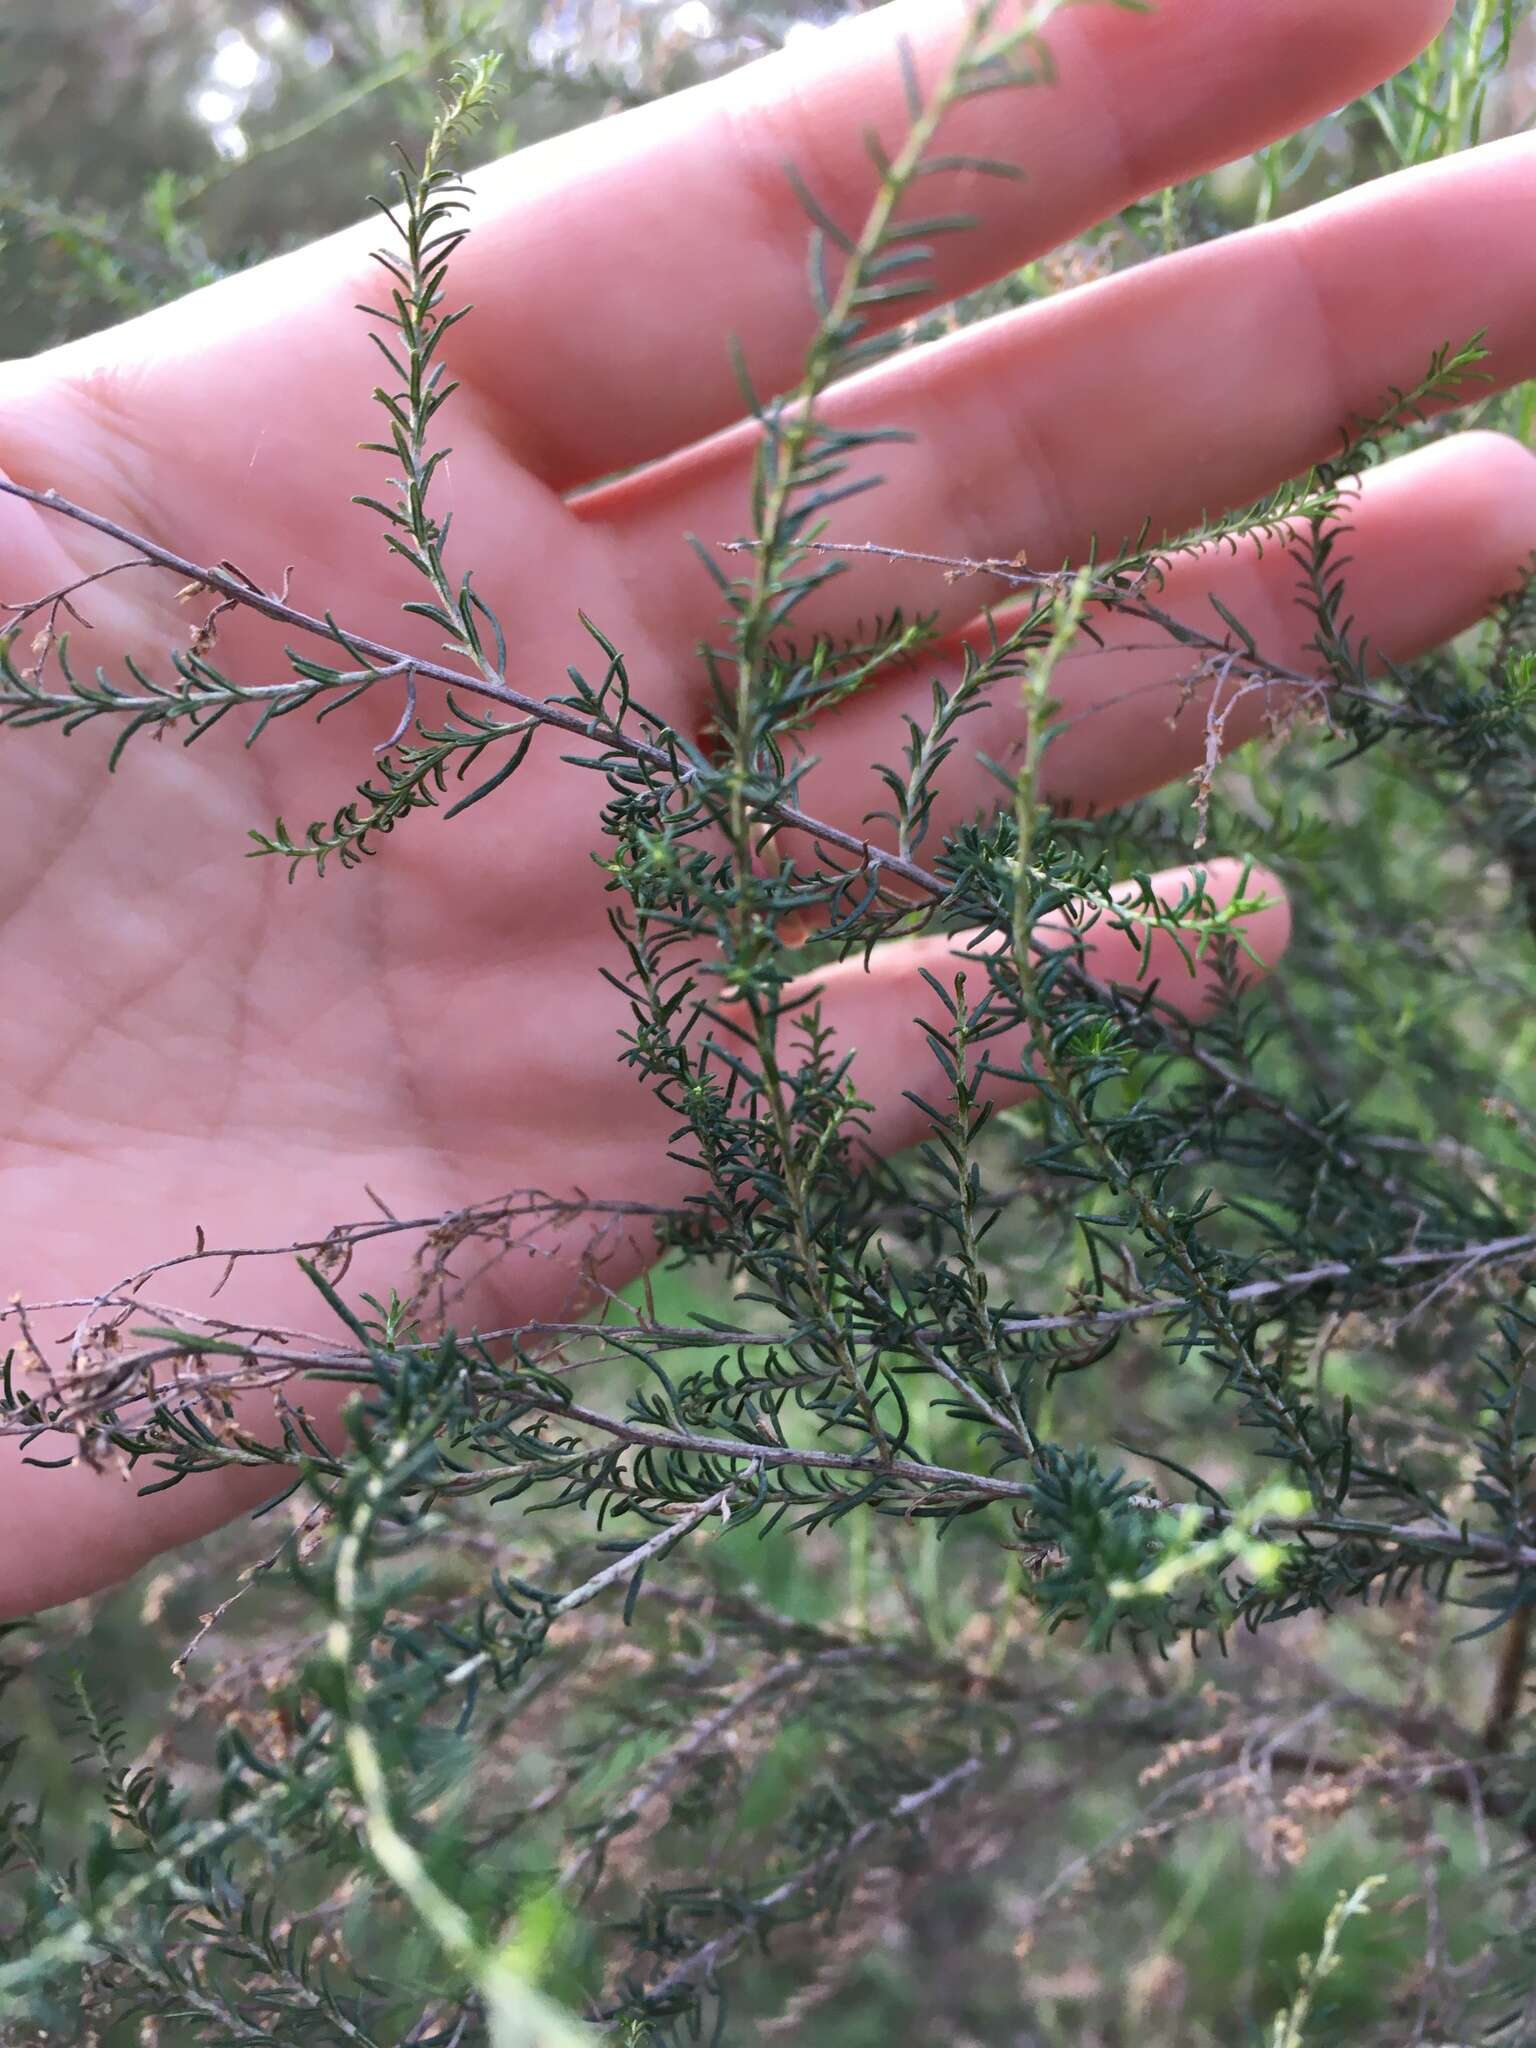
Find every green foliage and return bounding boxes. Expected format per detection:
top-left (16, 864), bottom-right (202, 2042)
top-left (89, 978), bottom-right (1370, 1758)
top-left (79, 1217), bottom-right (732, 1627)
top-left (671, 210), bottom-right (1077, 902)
top-left (1, 3), bottom-right (1535, 2043)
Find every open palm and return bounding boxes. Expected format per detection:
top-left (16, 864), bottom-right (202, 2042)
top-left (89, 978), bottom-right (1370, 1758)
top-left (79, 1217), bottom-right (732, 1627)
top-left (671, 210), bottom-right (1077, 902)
top-left (3, 0), bottom-right (1534, 1613)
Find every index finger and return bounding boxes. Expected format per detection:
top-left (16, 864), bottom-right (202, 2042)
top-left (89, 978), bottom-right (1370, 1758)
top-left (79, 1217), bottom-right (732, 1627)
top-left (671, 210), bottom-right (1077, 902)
top-left (14, 1), bottom-right (1451, 552)
top-left (452, 0), bottom-right (1452, 488)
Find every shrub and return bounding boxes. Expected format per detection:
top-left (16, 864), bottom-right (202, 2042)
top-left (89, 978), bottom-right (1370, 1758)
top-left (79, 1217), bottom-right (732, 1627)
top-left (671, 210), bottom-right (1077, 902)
top-left (1, 4), bottom-right (1534, 2042)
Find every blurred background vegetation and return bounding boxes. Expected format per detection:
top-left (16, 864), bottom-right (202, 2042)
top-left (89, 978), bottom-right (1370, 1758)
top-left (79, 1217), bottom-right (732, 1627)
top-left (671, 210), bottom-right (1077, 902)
top-left (3, 4), bottom-right (1536, 2043)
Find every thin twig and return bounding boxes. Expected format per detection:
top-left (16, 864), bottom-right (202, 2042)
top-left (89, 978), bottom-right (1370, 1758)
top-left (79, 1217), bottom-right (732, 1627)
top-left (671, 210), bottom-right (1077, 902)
top-left (0, 480), bottom-right (949, 901)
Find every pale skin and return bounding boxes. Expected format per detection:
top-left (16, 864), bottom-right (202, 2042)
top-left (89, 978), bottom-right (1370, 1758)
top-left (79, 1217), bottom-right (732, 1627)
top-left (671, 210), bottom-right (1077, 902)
top-left (2, 0), bottom-right (1535, 1616)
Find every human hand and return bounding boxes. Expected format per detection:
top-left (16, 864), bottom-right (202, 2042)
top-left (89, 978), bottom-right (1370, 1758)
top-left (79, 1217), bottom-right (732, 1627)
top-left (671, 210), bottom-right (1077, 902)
top-left (2, 0), bottom-right (1532, 1613)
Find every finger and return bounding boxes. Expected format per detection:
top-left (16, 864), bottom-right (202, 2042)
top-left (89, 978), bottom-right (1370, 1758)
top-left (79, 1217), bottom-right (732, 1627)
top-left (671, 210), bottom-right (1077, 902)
top-left (804, 857), bottom-right (1290, 1162)
top-left (468, 0), bottom-right (1448, 487)
top-left (72, 0), bottom-right (1444, 499)
top-left (595, 134), bottom-right (1536, 656)
top-left (789, 432), bottom-right (1536, 838)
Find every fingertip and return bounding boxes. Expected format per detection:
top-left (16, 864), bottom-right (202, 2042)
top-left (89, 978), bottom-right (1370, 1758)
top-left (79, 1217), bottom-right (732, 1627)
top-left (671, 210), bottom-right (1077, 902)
top-left (1260, 0), bottom-right (1452, 110)
top-left (1197, 854), bottom-right (1293, 986)
top-left (1430, 429), bottom-right (1536, 588)
top-left (1307, 0), bottom-right (1453, 82)
top-left (1339, 434), bottom-right (1536, 654)
top-left (1370, 0), bottom-right (1456, 61)
top-left (1108, 857), bottom-right (1292, 1019)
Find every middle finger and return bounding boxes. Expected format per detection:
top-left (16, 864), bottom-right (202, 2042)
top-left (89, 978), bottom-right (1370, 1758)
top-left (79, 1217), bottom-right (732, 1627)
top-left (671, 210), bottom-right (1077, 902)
top-left (586, 137), bottom-right (1536, 661)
